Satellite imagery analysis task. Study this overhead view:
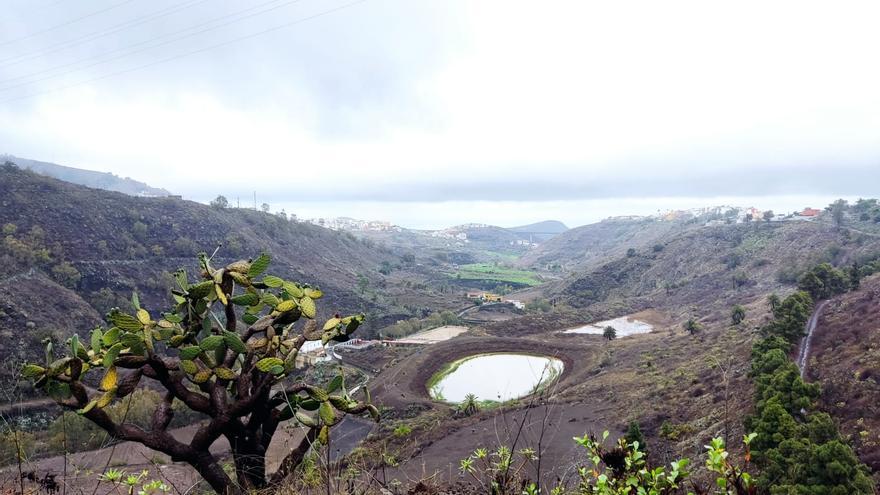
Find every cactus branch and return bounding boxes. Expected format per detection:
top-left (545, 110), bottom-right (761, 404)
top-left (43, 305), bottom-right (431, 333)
top-left (22, 253), bottom-right (374, 494)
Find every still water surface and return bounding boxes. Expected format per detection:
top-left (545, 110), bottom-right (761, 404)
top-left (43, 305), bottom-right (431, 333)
top-left (429, 353), bottom-right (563, 403)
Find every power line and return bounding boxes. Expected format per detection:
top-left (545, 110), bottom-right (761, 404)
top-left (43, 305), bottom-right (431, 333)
top-left (0, 0), bottom-right (368, 104)
top-left (0, 0), bottom-right (289, 71)
top-left (0, 0), bottom-right (214, 67)
top-left (0, 0), bottom-right (306, 90)
top-left (0, 0), bottom-right (68, 24)
top-left (0, 0), bottom-right (140, 47)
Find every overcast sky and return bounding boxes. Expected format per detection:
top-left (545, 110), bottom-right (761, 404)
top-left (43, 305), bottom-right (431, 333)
top-left (1, 0), bottom-right (878, 229)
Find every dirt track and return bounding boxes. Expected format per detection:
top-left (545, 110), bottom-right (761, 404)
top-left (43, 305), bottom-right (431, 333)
top-left (357, 304), bottom-right (764, 488)
top-left (361, 333), bottom-right (620, 487)
top-left (371, 336), bottom-right (598, 412)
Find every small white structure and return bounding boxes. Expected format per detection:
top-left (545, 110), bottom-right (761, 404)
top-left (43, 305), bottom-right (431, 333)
top-left (505, 299), bottom-right (525, 309)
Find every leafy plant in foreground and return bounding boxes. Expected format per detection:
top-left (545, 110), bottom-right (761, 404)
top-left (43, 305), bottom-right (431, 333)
top-left (22, 252), bottom-right (377, 494)
top-left (575, 432), bottom-right (759, 495)
top-left (459, 432), bottom-right (758, 494)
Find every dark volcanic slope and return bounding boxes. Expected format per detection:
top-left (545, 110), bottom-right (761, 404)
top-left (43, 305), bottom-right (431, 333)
top-left (0, 164), bottom-right (392, 304)
top-left (0, 271), bottom-right (104, 373)
top-left (0, 165), bottom-right (397, 382)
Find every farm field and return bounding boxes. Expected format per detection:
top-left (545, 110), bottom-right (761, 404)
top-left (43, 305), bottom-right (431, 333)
top-left (453, 263), bottom-right (544, 286)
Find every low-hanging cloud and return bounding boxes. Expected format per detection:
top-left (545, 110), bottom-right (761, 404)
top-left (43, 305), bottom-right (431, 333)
top-left (1, 0), bottom-right (878, 225)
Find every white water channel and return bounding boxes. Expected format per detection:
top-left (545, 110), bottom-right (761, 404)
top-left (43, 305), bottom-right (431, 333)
top-left (428, 353), bottom-right (564, 403)
top-left (797, 300), bottom-right (828, 378)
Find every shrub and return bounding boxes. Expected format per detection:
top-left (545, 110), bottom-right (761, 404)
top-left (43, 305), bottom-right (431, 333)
top-left (722, 252), bottom-right (742, 270)
top-left (0, 429), bottom-right (35, 467)
top-left (88, 287), bottom-right (130, 315)
top-left (382, 310), bottom-right (462, 339)
top-left (603, 326), bottom-right (617, 340)
top-left (525, 299), bottom-right (551, 313)
top-left (392, 424), bottom-right (412, 437)
top-left (378, 260), bottom-right (394, 275)
top-left (732, 271), bottom-right (750, 288)
top-left (566, 432), bottom-right (757, 494)
top-left (457, 393), bottom-right (480, 417)
top-left (797, 262), bottom-right (849, 300)
top-left (171, 237), bottom-right (196, 256)
top-left (131, 221), bottom-right (148, 241)
top-left (623, 420), bottom-right (645, 452)
top-left (51, 261), bottom-right (81, 288)
top-left (731, 305), bottom-right (746, 325)
top-left (683, 318), bottom-right (701, 335)
top-left (209, 195), bottom-right (228, 209)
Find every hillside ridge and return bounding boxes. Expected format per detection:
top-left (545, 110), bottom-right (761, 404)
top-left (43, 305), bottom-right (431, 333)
top-left (2, 154), bottom-right (172, 197)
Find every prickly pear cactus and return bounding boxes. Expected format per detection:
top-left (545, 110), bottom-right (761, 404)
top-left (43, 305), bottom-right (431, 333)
top-left (22, 251), bottom-right (377, 492)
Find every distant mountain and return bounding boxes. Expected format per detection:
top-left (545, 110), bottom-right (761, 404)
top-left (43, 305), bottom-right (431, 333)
top-left (508, 220), bottom-right (569, 241)
top-left (508, 220), bottom-right (569, 234)
top-left (2, 154), bottom-right (172, 197)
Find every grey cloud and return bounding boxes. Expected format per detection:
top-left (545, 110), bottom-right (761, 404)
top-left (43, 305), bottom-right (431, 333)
top-left (0, 0), bottom-right (453, 136)
top-left (191, 161), bottom-right (878, 203)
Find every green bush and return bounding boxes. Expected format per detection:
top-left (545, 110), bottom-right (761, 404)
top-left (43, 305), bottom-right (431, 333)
top-left (797, 262), bottom-right (849, 300)
top-left (623, 420), bottom-right (645, 452)
top-left (131, 221), bottom-right (148, 242)
top-left (382, 310), bottom-right (462, 339)
top-left (746, 292), bottom-right (873, 493)
top-left (682, 318), bottom-right (701, 335)
top-left (88, 287), bottom-right (131, 315)
top-left (525, 299), bottom-right (551, 313)
top-left (731, 305), bottom-right (746, 325)
top-left (0, 429), bottom-right (36, 466)
top-left (460, 431), bottom-right (758, 494)
top-left (392, 424), bottom-right (412, 437)
top-left (51, 261), bottom-right (81, 288)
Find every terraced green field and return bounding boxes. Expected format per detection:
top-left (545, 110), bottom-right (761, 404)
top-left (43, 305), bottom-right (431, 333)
top-left (453, 263), bottom-right (543, 286)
